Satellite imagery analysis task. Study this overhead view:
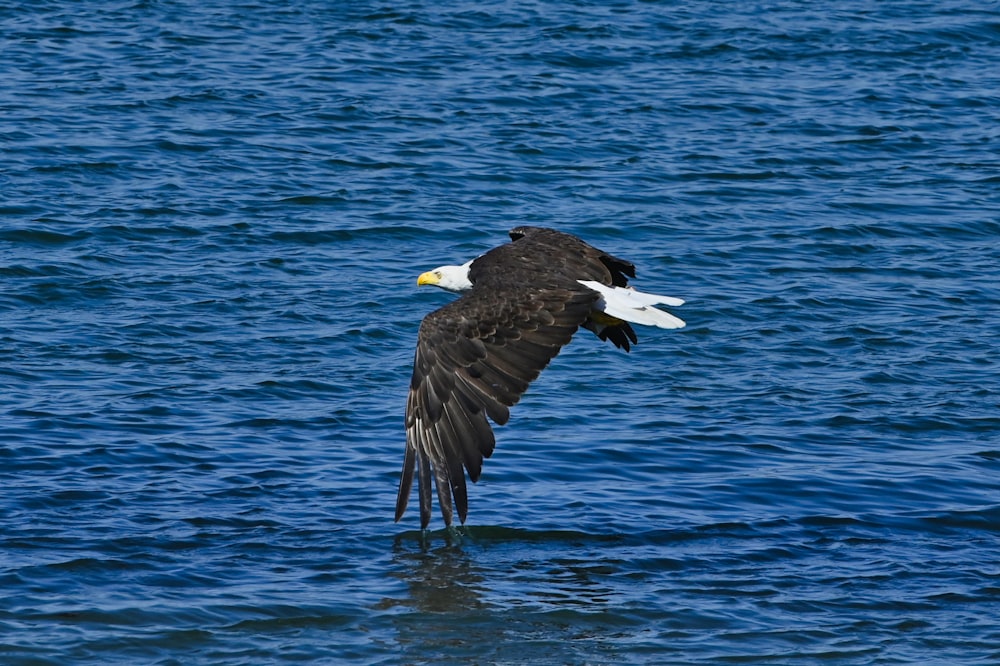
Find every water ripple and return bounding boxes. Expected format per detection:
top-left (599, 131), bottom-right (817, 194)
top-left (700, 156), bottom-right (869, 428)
top-left (2, 0), bottom-right (1000, 663)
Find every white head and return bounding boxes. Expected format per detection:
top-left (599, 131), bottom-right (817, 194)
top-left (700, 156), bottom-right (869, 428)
top-left (417, 261), bottom-right (474, 292)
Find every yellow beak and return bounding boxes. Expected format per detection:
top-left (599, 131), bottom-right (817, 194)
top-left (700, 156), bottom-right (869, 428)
top-left (417, 270), bottom-right (439, 286)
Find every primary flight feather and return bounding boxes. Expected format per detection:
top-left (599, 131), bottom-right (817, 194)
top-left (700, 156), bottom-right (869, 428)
top-left (396, 227), bottom-right (685, 529)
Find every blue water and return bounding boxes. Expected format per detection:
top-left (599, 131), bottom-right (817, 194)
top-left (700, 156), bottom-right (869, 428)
top-left (3, 1), bottom-right (1000, 663)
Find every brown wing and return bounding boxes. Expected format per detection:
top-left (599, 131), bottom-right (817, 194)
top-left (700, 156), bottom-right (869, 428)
top-left (507, 226), bottom-right (636, 287)
top-left (395, 282), bottom-right (598, 529)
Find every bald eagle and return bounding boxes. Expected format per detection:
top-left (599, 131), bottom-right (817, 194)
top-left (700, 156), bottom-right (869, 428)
top-left (396, 226), bottom-right (685, 529)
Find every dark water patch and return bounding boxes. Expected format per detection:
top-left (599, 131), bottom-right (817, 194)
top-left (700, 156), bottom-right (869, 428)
top-left (30, 161), bottom-right (122, 174)
top-left (0, 228), bottom-right (90, 246)
top-left (265, 225), bottom-right (429, 245)
top-left (326, 157), bottom-right (414, 170)
top-left (0, 204), bottom-right (48, 217)
top-left (919, 506), bottom-right (1000, 533)
top-left (155, 139), bottom-right (212, 154)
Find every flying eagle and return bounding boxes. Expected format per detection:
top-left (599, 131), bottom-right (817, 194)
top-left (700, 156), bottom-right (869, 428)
top-left (395, 226), bottom-right (685, 529)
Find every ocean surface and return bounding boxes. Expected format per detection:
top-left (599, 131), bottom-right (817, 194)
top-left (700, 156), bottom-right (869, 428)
top-left (3, 1), bottom-right (1000, 664)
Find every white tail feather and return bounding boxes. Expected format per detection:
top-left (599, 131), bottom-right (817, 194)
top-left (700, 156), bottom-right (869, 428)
top-left (579, 280), bottom-right (686, 329)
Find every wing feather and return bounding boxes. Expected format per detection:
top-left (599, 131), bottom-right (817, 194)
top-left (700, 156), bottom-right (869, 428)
top-left (395, 282), bottom-right (596, 528)
top-left (417, 428), bottom-right (433, 529)
top-left (393, 440), bottom-right (416, 523)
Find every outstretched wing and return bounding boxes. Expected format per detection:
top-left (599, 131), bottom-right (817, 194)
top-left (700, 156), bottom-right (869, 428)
top-left (395, 283), bottom-right (597, 529)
